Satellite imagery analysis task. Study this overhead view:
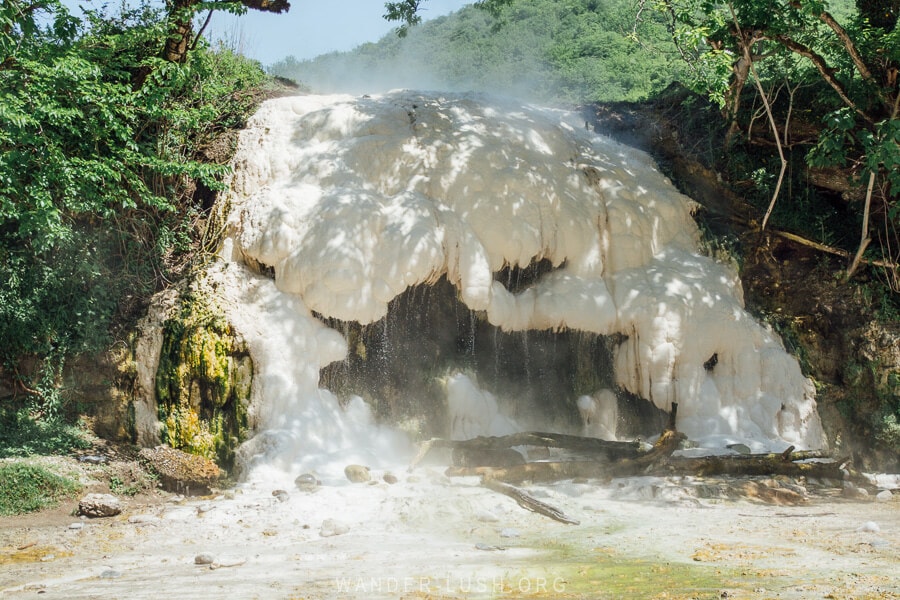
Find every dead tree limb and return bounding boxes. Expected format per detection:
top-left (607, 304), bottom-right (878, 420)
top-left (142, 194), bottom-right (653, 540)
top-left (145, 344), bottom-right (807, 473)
top-left (422, 402), bottom-right (855, 488)
top-left (653, 446), bottom-right (867, 486)
top-left (482, 479), bottom-right (580, 525)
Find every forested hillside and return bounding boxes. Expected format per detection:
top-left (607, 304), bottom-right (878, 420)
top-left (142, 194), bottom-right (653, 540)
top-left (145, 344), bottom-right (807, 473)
top-left (269, 0), bottom-right (682, 104)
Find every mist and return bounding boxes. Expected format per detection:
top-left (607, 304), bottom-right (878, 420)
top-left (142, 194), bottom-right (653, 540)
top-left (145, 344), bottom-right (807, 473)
top-left (267, 1), bottom-right (676, 105)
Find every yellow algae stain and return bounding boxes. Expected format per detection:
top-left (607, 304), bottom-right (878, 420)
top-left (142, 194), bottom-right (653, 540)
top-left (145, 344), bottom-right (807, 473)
top-left (0, 545), bottom-right (72, 565)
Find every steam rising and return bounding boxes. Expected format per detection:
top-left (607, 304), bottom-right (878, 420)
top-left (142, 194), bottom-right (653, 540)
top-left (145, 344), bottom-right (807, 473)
top-left (217, 91), bottom-right (824, 480)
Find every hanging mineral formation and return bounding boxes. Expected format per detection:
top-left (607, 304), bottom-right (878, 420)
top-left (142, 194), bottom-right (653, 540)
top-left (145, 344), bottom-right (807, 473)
top-left (215, 91), bottom-right (824, 479)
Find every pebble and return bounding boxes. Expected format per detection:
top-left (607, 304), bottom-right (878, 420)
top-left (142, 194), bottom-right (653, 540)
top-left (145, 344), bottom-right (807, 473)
top-left (77, 455), bottom-right (108, 465)
top-left (475, 542), bottom-right (505, 551)
top-left (383, 472), bottom-right (399, 484)
top-left (194, 553), bottom-right (216, 565)
top-left (295, 473), bottom-right (319, 492)
top-left (319, 519), bottom-right (350, 537)
top-left (475, 510), bottom-right (499, 523)
top-left (99, 569), bottom-right (121, 579)
top-left (272, 489), bottom-right (289, 502)
top-left (344, 465), bottom-right (371, 483)
top-left (856, 521), bottom-right (880, 533)
top-left (499, 528), bottom-right (521, 538)
top-left (842, 485), bottom-right (869, 500)
top-left (726, 443), bottom-right (752, 455)
top-left (68, 522), bottom-right (84, 530)
top-left (128, 514), bottom-right (161, 525)
top-left (875, 490), bottom-right (893, 503)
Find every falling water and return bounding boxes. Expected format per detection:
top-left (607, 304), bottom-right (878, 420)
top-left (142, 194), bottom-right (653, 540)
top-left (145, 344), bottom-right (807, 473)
top-left (214, 90), bottom-right (824, 482)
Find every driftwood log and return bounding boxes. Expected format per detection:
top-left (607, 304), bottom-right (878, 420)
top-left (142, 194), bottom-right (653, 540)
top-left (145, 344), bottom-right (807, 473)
top-left (482, 479), bottom-right (580, 525)
top-left (410, 403), bottom-right (863, 522)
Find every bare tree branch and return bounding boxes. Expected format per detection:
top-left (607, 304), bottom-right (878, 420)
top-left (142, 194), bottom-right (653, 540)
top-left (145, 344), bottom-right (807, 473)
top-left (770, 33), bottom-right (873, 124)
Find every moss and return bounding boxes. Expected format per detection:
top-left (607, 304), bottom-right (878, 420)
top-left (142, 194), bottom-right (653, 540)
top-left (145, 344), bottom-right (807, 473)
top-left (155, 276), bottom-right (253, 470)
top-left (486, 533), bottom-right (796, 599)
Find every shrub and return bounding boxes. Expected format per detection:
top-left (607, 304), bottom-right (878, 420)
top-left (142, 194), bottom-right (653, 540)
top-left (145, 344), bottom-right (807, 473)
top-left (0, 461), bottom-right (81, 516)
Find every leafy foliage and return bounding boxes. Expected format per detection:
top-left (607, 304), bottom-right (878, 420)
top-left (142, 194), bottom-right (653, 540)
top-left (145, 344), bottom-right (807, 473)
top-left (0, 461), bottom-right (81, 515)
top-left (0, 1), bottom-right (268, 410)
top-left (0, 408), bottom-right (91, 458)
top-left (650, 0), bottom-right (899, 284)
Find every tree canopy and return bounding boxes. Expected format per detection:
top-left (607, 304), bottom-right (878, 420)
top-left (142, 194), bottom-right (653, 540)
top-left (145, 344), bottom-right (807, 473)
top-left (0, 0), bottom-right (268, 410)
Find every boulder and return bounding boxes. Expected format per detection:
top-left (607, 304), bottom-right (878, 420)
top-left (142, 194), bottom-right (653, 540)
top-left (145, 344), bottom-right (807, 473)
top-left (78, 493), bottom-right (122, 518)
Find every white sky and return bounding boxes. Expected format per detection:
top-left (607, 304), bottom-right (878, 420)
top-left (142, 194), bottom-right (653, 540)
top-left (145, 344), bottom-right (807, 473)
top-left (64, 0), bottom-right (470, 67)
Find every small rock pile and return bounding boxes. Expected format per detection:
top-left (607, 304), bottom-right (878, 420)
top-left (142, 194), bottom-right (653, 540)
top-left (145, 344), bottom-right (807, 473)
top-left (139, 445), bottom-right (223, 495)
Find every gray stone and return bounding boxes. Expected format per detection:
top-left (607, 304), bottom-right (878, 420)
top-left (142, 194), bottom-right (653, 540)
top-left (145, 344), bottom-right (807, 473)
top-left (726, 443), bottom-right (752, 455)
top-left (875, 490), bottom-right (893, 503)
top-left (319, 518), bottom-right (349, 537)
top-left (78, 493), bottom-right (122, 518)
top-left (344, 464), bottom-right (371, 483)
top-left (295, 473), bottom-right (319, 491)
top-left (475, 510), bottom-right (499, 523)
top-left (128, 514), bottom-right (161, 525)
top-left (383, 472), bottom-right (399, 485)
top-left (842, 485), bottom-right (869, 500)
top-left (194, 553), bottom-right (215, 565)
top-left (272, 489), bottom-right (289, 502)
top-left (856, 521), bottom-right (880, 533)
top-left (475, 542), bottom-right (505, 551)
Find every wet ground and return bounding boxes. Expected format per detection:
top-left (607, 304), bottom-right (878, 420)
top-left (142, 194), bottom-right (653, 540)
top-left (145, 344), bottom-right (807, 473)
top-left (1, 464), bottom-right (898, 600)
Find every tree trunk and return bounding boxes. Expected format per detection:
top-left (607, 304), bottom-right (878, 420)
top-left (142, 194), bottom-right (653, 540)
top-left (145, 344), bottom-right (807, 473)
top-left (163, 0), bottom-right (196, 64)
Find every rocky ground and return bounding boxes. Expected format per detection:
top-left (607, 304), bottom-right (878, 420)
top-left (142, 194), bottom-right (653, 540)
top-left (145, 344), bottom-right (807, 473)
top-left (1, 452), bottom-right (897, 600)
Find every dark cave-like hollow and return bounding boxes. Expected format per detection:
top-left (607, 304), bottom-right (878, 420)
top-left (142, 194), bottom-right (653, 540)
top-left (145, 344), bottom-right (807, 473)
top-left (318, 272), bottom-right (666, 441)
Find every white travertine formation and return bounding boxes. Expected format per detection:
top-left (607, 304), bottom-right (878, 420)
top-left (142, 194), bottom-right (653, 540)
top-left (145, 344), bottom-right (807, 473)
top-left (219, 91), bottom-right (824, 477)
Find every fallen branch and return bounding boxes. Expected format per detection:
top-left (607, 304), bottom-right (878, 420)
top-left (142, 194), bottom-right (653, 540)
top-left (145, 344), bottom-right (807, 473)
top-left (482, 478), bottom-right (579, 525)
top-left (653, 448), bottom-right (851, 481)
top-left (770, 229), bottom-right (898, 270)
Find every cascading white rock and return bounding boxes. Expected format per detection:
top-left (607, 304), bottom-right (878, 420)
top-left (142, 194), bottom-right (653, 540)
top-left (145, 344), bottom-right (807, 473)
top-left (218, 90), bottom-right (824, 478)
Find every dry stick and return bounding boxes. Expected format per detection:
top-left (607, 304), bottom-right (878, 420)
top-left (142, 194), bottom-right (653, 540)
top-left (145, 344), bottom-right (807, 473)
top-left (845, 170), bottom-right (876, 280)
top-left (847, 92), bottom-right (900, 281)
top-left (482, 478), bottom-right (580, 525)
top-left (769, 228), bottom-right (897, 269)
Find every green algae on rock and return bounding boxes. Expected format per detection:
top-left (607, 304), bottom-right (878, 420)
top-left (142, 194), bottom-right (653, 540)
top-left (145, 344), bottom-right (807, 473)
top-left (155, 277), bottom-right (253, 470)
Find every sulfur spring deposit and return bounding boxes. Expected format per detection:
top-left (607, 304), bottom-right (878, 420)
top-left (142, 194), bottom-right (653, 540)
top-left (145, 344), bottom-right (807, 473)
top-left (9, 92), bottom-right (900, 600)
top-left (213, 90), bottom-right (824, 482)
